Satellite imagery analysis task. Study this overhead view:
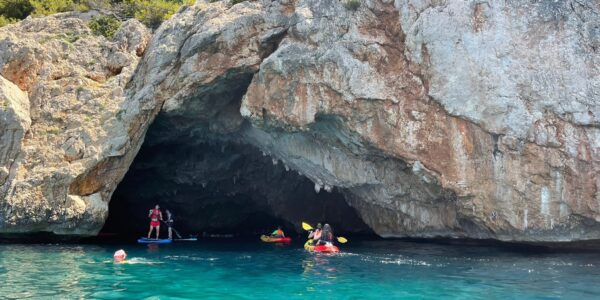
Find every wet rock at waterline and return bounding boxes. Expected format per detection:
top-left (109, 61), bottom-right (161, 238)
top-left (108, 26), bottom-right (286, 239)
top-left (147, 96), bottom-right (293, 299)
top-left (2, 0), bottom-right (600, 243)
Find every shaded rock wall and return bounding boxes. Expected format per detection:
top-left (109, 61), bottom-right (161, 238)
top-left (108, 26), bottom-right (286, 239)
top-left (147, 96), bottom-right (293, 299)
top-left (104, 119), bottom-right (372, 236)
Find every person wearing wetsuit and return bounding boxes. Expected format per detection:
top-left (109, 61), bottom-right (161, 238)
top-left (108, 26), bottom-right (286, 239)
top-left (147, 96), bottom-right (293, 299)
top-left (271, 226), bottom-right (285, 238)
top-left (147, 204), bottom-right (163, 239)
top-left (316, 223), bottom-right (334, 245)
top-left (165, 209), bottom-right (174, 240)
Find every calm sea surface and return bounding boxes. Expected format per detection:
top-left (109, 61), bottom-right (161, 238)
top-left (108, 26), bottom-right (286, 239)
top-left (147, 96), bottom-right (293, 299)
top-left (0, 239), bottom-right (599, 299)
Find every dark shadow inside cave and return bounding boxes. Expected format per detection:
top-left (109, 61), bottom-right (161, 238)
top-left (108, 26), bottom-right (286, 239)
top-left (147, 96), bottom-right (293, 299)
top-left (102, 117), bottom-right (373, 239)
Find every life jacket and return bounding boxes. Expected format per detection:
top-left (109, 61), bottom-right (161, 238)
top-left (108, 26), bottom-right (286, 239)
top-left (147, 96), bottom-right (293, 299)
top-left (150, 209), bottom-right (161, 221)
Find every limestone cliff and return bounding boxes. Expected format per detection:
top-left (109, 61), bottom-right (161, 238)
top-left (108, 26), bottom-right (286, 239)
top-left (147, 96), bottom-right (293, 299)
top-left (0, 14), bottom-right (151, 235)
top-left (2, 0), bottom-right (600, 243)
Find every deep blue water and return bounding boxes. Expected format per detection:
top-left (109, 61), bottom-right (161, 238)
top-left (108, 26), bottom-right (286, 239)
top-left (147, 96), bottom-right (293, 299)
top-left (0, 239), bottom-right (599, 299)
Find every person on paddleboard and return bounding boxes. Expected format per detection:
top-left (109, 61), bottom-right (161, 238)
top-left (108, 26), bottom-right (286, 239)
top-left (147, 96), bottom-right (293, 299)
top-left (316, 223), bottom-right (334, 245)
top-left (270, 226), bottom-right (285, 238)
top-left (147, 204), bottom-right (163, 239)
top-left (165, 209), bottom-right (174, 240)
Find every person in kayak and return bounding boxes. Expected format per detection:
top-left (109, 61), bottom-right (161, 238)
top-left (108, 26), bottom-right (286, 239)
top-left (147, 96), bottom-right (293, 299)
top-left (165, 209), bottom-right (174, 240)
top-left (316, 223), bottom-right (334, 245)
top-left (270, 226), bottom-right (285, 238)
top-left (147, 204), bottom-right (163, 239)
top-left (308, 223), bottom-right (322, 242)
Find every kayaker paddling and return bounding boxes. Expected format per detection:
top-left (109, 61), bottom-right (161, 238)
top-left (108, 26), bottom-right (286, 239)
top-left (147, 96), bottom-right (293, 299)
top-left (302, 222), bottom-right (348, 253)
top-left (147, 204), bottom-right (163, 239)
top-left (308, 223), bottom-right (322, 242)
top-left (270, 226), bottom-right (285, 238)
top-left (316, 223), bottom-right (334, 246)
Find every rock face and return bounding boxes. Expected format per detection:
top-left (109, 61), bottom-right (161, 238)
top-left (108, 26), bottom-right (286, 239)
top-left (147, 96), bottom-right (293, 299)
top-left (2, 0), bottom-right (600, 243)
top-left (242, 0), bottom-right (600, 241)
top-left (126, 0), bottom-right (599, 242)
top-left (0, 15), bottom-right (151, 235)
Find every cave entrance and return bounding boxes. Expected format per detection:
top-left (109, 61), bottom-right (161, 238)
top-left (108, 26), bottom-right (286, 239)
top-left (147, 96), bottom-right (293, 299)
top-left (102, 116), bottom-right (373, 239)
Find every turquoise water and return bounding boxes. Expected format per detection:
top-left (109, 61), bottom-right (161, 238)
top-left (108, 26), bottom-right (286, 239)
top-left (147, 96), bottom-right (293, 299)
top-left (1, 240), bottom-right (599, 299)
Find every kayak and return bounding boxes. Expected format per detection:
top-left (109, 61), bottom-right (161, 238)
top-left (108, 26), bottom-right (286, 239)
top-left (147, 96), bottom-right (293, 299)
top-left (260, 235), bottom-right (292, 243)
top-left (304, 240), bottom-right (340, 253)
top-left (173, 238), bottom-right (198, 242)
top-left (137, 238), bottom-right (172, 244)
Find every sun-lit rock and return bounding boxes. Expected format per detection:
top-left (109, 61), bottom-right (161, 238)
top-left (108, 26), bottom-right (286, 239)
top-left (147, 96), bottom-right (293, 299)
top-left (0, 15), bottom-right (150, 235)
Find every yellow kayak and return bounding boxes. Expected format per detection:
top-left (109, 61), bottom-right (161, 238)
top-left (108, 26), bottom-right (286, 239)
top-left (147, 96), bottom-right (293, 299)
top-left (304, 240), bottom-right (315, 251)
top-left (260, 235), bottom-right (292, 243)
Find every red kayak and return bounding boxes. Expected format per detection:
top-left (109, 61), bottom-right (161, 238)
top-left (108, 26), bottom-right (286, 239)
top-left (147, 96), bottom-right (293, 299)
top-left (304, 241), bottom-right (340, 253)
top-left (260, 235), bottom-right (292, 243)
top-left (313, 244), bottom-right (340, 253)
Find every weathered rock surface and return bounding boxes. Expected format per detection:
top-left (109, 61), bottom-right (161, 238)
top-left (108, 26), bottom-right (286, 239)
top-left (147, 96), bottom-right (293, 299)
top-left (241, 0), bottom-right (600, 241)
top-left (0, 15), bottom-right (151, 235)
top-left (2, 0), bottom-right (600, 243)
top-left (128, 0), bottom-right (600, 242)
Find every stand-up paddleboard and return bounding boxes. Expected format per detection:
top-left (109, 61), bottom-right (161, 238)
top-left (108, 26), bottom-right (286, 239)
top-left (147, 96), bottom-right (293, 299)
top-left (137, 237), bottom-right (172, 244)
top-left (173, 237), bottom-right (198, 242)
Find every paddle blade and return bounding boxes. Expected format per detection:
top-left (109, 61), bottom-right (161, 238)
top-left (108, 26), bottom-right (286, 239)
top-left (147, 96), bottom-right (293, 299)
top-left (302, 222), bottom-right (313, 231)
top-left (337, 237), bottom-right (348, 244)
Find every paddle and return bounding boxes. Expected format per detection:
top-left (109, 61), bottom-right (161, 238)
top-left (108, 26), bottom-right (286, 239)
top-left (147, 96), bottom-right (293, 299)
top-left (161, 220), bottom-right (183, 239)
top-left (301, 222), bottom-right (348, 244)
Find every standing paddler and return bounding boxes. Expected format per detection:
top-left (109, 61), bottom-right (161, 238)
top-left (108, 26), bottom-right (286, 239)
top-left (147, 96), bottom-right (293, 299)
top-left (165, 209), bottom-right (174, 240)
top-left (147, 204), bottom-right (163, 239)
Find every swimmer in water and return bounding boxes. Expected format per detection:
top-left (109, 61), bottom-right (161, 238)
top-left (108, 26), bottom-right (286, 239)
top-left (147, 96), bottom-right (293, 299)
top-left (113, 249), bottom-right (127, 262)
top-left (111, 250), bottom-right (160, 265)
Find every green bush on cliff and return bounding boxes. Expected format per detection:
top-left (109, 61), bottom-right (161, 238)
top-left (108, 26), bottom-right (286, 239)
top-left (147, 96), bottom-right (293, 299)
top-left (0, 15), bottom-right (16, 26)
top-left (28, 0), bottom-right (84, 16)
top-left (88, 14), bottom-right (121, 38)
top-left (0, 0), bottom-right (34, 19)
top-left (343, 0), bottom-right (360, 11)
top-left (0, 0), bottom-right (194, 28)
top-left (122, 0), bottom-right (194, 29)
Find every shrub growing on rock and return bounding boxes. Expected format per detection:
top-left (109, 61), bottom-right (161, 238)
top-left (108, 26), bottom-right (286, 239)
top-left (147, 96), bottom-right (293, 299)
top-left (0, 15), bottom-right (17, 26)
top-left (123, 0), bottom-right (194, 29)
top-left (0, 0), bottom-right (193, 29)
top-left (88, 14), bottom-right (121, 38)
top-left (343, 0), bottom-right (360, 11)
top-left (29, 0), bottom-right (83, 16)
top-left (0, 0), bottom-right (34, 19)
